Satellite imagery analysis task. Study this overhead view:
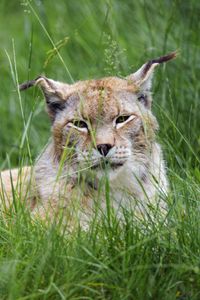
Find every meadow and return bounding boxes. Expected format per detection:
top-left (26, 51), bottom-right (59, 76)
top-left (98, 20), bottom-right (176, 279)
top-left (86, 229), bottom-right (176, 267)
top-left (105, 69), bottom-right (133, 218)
top-left (0, 0), bottom-right (200, 299)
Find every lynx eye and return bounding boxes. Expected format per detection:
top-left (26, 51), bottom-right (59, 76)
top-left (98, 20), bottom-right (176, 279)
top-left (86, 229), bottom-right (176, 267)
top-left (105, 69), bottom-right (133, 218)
top-left (115, 115), bottom-right (136, 129)
top-left (116, 115), bottom-right (130, 124)
top-left (68, 119), bottom-right (88, 132)
top-left (72, 120), bottom-right (88, 129)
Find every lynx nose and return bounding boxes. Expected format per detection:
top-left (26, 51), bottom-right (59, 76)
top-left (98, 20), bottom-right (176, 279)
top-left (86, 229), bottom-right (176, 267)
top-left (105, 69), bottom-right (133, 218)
top-left (97, 144), bottom-right (112, 157)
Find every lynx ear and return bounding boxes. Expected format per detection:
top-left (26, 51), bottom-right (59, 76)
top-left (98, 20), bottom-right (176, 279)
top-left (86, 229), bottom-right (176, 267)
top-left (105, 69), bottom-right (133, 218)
top-left (19, 76), bottom-right (69, 121)
top-left (126, 51), bottom-right (177, 108)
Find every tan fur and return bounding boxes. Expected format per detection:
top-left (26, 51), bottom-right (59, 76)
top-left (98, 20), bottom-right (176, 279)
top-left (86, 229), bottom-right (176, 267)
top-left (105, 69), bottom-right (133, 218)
top-left (0, 167), bottom-right (31, 208)
top-left (0, 53), bottom-right (176, 226)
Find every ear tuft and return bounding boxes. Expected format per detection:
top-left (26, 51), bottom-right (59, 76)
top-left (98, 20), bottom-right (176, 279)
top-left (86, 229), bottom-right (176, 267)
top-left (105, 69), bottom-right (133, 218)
top-left (126, 51), bottom-right (177, 109)
top-left (19, 76), bottom-right (42, 91)
top-left (141, 51), bottom-right (178, 81)
top-left (127, 50), bottom-right (177, 89)
top-left (19, 76), bottom-right (70, 121)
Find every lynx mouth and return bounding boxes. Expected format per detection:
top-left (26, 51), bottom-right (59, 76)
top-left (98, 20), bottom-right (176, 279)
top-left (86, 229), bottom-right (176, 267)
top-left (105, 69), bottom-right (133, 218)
top-left (91, 160), bottom-right (124, 170)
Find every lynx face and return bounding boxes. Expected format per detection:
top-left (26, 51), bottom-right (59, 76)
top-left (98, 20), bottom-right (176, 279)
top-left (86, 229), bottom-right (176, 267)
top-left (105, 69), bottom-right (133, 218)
top-left (50, 78), bottom-right (157, 180)
top-left (19, 52), bottom-right (176, 182)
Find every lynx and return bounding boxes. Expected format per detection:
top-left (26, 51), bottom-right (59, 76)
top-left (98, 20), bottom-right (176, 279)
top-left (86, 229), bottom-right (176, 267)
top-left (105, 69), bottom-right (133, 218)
top-left (0, 52), bottom-right (176, 226)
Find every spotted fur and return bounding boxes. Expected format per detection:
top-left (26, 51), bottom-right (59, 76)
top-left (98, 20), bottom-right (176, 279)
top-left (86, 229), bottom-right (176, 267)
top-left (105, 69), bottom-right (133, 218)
top-left (0, 52), bottom-right (176, 226)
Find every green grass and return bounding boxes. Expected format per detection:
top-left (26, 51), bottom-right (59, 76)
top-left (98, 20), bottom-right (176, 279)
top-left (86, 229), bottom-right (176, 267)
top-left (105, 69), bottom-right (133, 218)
top-left (0, 0), bottom-right (200, 299)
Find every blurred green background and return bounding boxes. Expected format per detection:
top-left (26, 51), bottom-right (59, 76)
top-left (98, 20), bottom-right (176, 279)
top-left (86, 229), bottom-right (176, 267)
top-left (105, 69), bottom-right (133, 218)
top-left (0, 0), bottom-right (199, 174)
top-left (0, 2), bottom-right (200, 299)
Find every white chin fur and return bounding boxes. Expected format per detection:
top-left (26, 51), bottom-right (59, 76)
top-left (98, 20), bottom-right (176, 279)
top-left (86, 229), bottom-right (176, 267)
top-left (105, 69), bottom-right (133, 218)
top-left (95, 163), bottom-right (126, 181)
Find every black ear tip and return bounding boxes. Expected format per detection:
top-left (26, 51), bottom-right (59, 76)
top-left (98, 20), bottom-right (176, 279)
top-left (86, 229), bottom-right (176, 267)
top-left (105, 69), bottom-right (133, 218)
top-left (142, 50), bottom-right (178, 77)
top-left (19, 80), bottom-right (35, 91)
top-left (19, 75), bottom-right (44, 91)
top-left (151, 50), bottom-right (178, 65)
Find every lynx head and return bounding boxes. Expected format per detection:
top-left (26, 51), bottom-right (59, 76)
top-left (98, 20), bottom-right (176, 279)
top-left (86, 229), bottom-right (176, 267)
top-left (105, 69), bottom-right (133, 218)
top-left (20, 52), bottom-right (176, 180)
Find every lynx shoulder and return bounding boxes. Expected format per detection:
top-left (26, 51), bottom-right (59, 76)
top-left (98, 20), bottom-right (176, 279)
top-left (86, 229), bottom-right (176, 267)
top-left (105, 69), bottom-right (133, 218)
top-left (0, 52), bottom-right (176, 223)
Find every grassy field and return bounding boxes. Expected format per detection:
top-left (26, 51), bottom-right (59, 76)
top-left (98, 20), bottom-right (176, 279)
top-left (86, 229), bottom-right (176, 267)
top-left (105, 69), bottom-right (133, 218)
top-left (0, 0), bottom-right (200, 299)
